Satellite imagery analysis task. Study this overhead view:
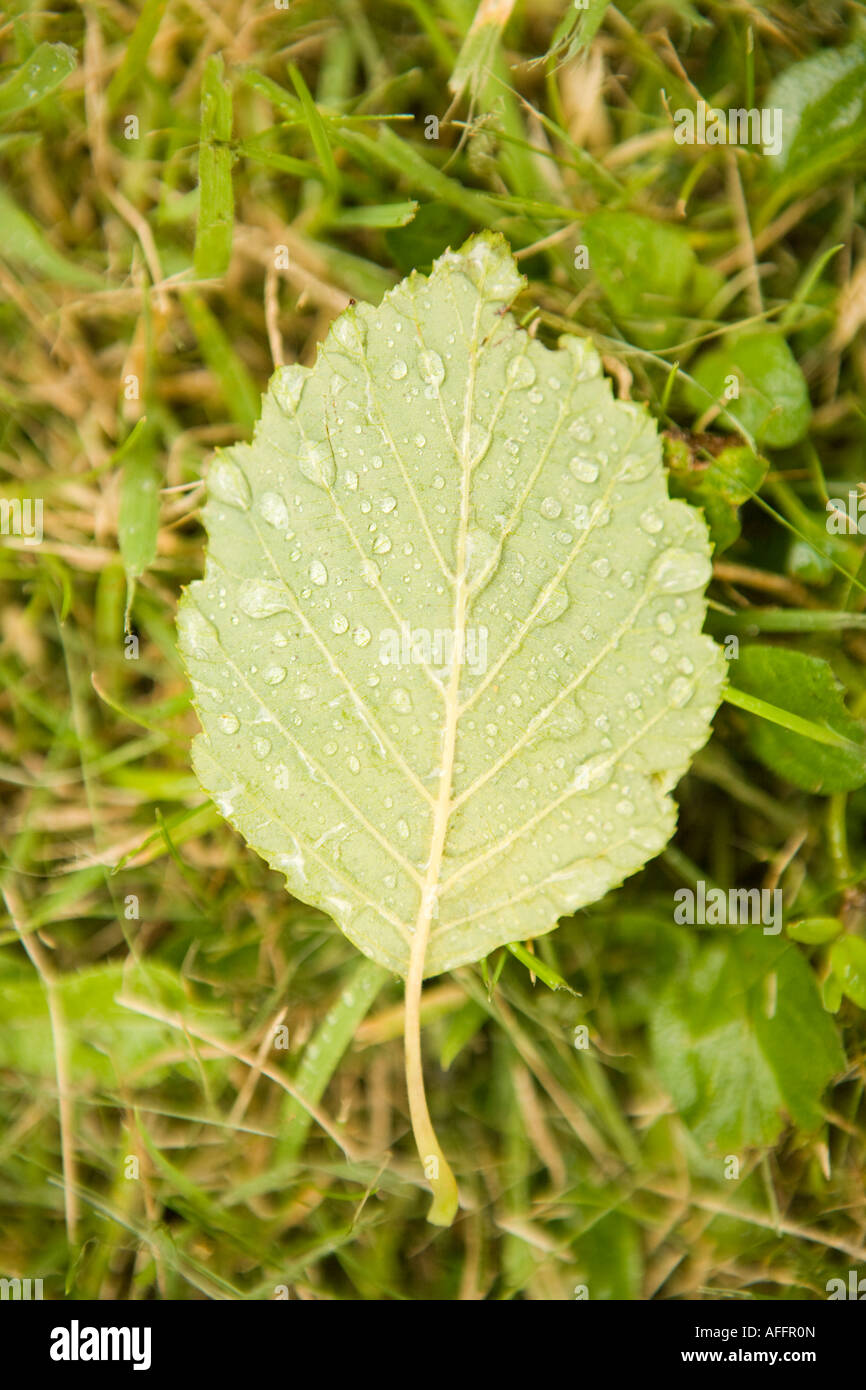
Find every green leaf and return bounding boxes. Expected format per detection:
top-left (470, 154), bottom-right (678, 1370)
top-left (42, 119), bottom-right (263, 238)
top-left (439, 999), bottom-right (487, 1071)
top-left (582, 210), bottom-right (722, 350)
top-left (765, 40), bottom-right (866, 187)
top-left (106, 0), bottom-right (168, 109)
top-left (330, 201), bottom-right (419, 230)
top-left (829, 936), bottom-right (866, 1010)
top-left (180, 232), bottom-right (723, 977)
top-left (194, 54), bottom-right (234, 279)
top-left (684, 332), bottom-right (811, 448)
top-left (386, 203), bottom-right (473, 275)
top-left (574, 1211), bottom-right (642, 1301)
top-left (0, 41), bottom-right (77, 118)
top-left (787, 916), bottom-right (841, 945)
top-left (178, 232), bottom-right (725, 1220)
top-left (181, 291), bottom-right (259, 433)
top-left (650, 933), bottom-right (844, 1149)
top-left (545, 0), bottom-right (612, 69)
top-left (729, 645), bottom-right (866, 793)
top-left (288, 63), bottom-right (338, 193)
top-left (664, 436), bottom-right (767, 553)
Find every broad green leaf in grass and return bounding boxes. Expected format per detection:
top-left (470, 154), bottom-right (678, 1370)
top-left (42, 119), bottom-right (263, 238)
top-left (582, 211), bottom-right (723, 351)
top-left (386, 203), bottom-right (473, 275)
top-left (177, 232), bottom-right (725, 1222)
top-left (730, 645), bottom-right (866, 793)
top-left (787, 916), bottom-right (841, 946)
top-left (683, 331), bottom-right (811, 449)
top-left (765, 40), bottom-right (866, 188)
top-left (650, 933), bottom-right (844, 1149)
top-left (828, 936), bottom-right (866, 1010)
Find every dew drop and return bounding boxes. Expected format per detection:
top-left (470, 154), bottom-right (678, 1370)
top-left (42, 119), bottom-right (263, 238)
top-left (272, 365), bottom-right (306, 415)
top-left (419, 349), bottom-right (445, 386)
top-left (669, 676), bottom-right (694, 707)
top-left (389, 687), bottom-right (412, 713)
top-left (507, 355), bottom-right (536, 388)
top-left (640, 509), bottom-right (664, 534)
top-left (299, 440), bottom-right (335, 489)
top-left (649, 548), bottom-right (712, 593)
top-left (263, 666), bottom-right (287, 685)
top-left (333, 314), bottom-right (365, 352)
top-left (309, 559), bottom-right (328, 586)
top-left (239, 580), bottom-right (292, 619)
top-left (380, 496), bottom-right (397, 513)
top-left (570, 456), bottom-right (599, 483)
top-left (260, 491), bottom-right (289, 529)
top-left (538, 588), bottom-right (569, 626)
top-left (656, 611), bottom-right (676, 635)
top-left (619, 452), bottom-right (655, 482)
top-left (253, 737), bottom-right (271, 759)
top-left (218, 713), bottom-right (239, 735)
top-left (353, 625), bottom-right (372, 647)
top-left (209, 456), bottom-right (251, 511)
top-left (296, 682), bottom-right (316, 700)
top-left (390, 359), bottom-right (408, 380)
top-left (347, 754), bottom-right (361, 774)
top-left (331, 613), bottom-right (349, 634)
top-left (178, 607), bottom-right (220, 660)
top-left (540, 495), bottom-right (562, 519)
top-left (572, 754), bottom-right (612, 792)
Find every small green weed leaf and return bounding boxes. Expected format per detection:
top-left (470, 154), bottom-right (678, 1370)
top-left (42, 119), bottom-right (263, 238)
top-left (787, 916), bottom-right (842, 945)
top-left (650, 933), bottom-right (844, 1149)
top-left (766, 40), bottom-right (866, 186)
top-left (664, 435), bottom-right (767, 553)
top-left (730, 645), bottom-right (866, 793)
top-left (386, 203), bottom-right (473, 275)
top-left (582, 211), bottom-right (722, 350)
top-left (829, 936), bottom-right (866, 1010)
top-left (684, 332), bottom-right (811, 448)
top-left (179, 232), bottom-right (724, 1221)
